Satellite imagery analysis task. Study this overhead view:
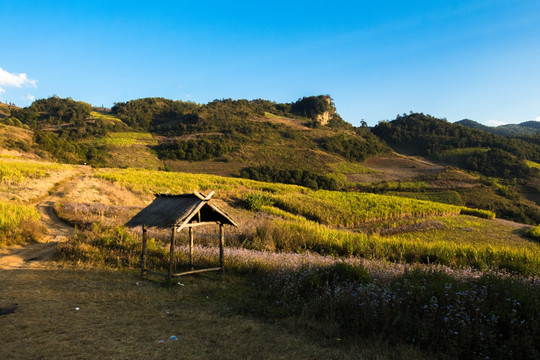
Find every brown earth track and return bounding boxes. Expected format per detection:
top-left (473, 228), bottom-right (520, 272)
top-left (0, 173), bottom-right (83, 270)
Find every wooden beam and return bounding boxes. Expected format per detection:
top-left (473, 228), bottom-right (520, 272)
top-left (140, 225), bottom-right (147, 279)
top-left (168, 227), bottom-right (175, 282)
top-left (193, 190), bottom-right (214, 201)
top-left (219, 223), bottom-right (225, 274)
top-left (145, 269), bottom-right (168, 277)
top-left (189, 227), bottom-right (194, 270)
top-left (186, 221), bottom-right (218, 228)
top-left (177, 222), bottom-right (218, 231)
top-left (172, 267), bottom-right (221, 277)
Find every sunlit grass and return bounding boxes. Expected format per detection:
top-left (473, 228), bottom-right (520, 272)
top-left (525, 225), bottom-right (540, 241)
top-left (386, 190), bottom-right (463, 205)
top-left (89, 111), bottom-right (123, 122)
top-left (94, 167), bottom-right (303, 196)
top-left (0, 201), bottom-right (42, 246)
top-left (0, 158), bottom-right (71, 185)
top-left (273, 190), bottom-right (462, 227)
top-left (525, 160), bottom-right (540, 170)
top-left (82, 132), bottom-right (157, 147)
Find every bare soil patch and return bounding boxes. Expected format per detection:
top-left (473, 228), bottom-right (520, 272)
top-left (349, 155), bottom-right (443, 183)
top-left (251, 115), bottom-right (310, 130)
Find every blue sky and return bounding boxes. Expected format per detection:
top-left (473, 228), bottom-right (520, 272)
top-left (1, 1), bottom-right (539, 126)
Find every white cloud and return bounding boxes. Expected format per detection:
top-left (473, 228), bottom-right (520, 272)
top-left (486, 120), bottom-right (508, 126)
top-left (22, 94), bottom-right (35, 102)
top-left (185, 94), bottom-right (192, 99)
top-left (536, 116), bottom-right (540, 122)
top-left (0, 67), bottom-right (37, 93)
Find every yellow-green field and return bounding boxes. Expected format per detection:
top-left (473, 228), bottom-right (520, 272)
top-left (89, 111), bottom-right (123, 123)
top-left (0, 159), bottom-right (536, 359)
top-left (81, 131), bottom-right (157, 147)
top-left (525, 160), bottom-right (540, 170)
top-left (0, 158), bottom-right (72, 185)
top-left (87, 167), bottom-right (540, 274)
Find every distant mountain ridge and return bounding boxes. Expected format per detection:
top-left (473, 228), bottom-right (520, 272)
top-left (455, 119), bottom-right (540, 136)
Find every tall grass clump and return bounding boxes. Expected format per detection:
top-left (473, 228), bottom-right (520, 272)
top-left (524, 225), bottom-right (540, 241)
top-left (0, 202), bottom-right (43, 246)
top-left (460, 207), bottom-right (496, 219)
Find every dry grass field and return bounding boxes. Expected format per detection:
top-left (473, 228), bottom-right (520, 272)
top-left (0, 157), bottom-right (538, 359)
top-left (0, 265), bottom-right (433, 360)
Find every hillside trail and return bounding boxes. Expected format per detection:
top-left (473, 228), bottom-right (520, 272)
top-left (0, 171), bottom-right (88, 270)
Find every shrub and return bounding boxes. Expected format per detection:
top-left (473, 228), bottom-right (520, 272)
top-left (524, 225), bottom-right (540, 241)
top-left (460, 207), bottom-right (496, 219)
top-left (245, 193), bottom-right (274, 211)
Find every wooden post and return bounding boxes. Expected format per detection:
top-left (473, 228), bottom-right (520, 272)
top-left (168, 227), bottom-right (176, 283)
top-left (140, 225), bottom-right (147, 278)
top-left (219, 223), bottom-right (224, 274)
top-left (189, 227), bottom-right (194, 270)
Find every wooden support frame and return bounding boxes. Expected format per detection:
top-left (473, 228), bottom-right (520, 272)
top-left (140, 225), bottom-right (147, 278)
top-left (140, 221), bottom-right (226, 281)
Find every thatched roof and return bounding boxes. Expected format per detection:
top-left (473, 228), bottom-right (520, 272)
top-left (125, 191), bottom-right (237, 230)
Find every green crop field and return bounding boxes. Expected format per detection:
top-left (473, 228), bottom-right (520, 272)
top-left (94, 167), bottom-right (302, 195)
top-left (273, 190), bottom-right (462, 227)
top-left (386, 190), bottom-right (463, 205)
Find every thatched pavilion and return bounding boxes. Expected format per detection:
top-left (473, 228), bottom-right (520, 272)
top-left (126, 191), bottom-right (237, 281)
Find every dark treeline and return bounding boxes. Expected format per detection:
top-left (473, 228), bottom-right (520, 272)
top-left (154, 138), bottom-right (233, 161)
top-left (112, 97), bottom-right (293, 133)
top-left (12, 96), bottom-right (92, 127)
top-left (373, 113), bottom-right (540, 178)
top-left (290, 95), bottom-right (333, 119)
top-left (240, 166), bottom-right (339, 190)
top-left (320, 129), bottom-right (391, 162)
top-left (33, 130), bottom-right (108, 166)
top-left (11, 96), bottom-right (125, 140)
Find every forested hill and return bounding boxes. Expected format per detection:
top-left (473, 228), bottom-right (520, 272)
top-left (372, 113), bottom-right (540, 179)
top-left (3, 96), bottom-right (539, 183)
top-left (0, 95), bottom-right (391, 189)
top-left (455, 119), bottom-right (540, 137)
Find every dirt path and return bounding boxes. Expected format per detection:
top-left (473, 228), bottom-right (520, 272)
top-left (0, 173), bottom-right (85, 270)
